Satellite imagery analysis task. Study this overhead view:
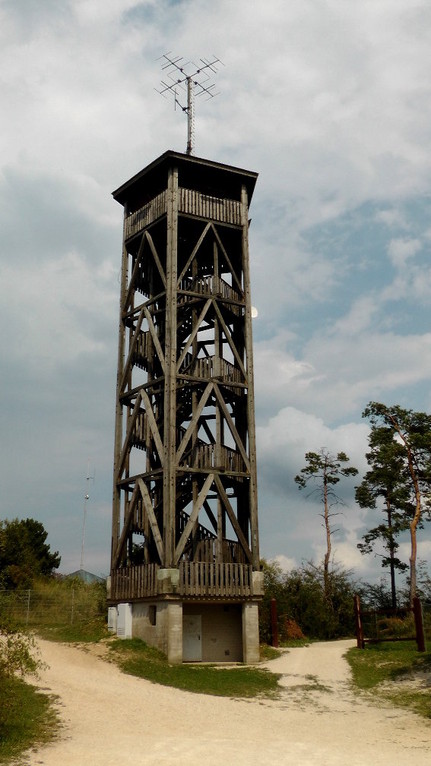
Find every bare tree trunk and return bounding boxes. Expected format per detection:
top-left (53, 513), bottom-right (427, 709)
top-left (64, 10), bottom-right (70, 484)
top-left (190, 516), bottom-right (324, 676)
top-left (388, 413), bottom-right (421, 607)
top-left (409, 496), bottom-right (421, 607)
top-left (404, 450), bottom-right (421, 606)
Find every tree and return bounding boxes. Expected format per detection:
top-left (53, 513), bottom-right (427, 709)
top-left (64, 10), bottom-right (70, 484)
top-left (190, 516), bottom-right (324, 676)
top-left (295, 449), bottom-right (358, 603)
top-left (260, 559), bottom-right (357, 641)
top-left (0, 518), bottom-right (60, 589)
top-left (363, 403), bottom-right (431, 606)
top-left (355, 425), bottom-right (411, 609)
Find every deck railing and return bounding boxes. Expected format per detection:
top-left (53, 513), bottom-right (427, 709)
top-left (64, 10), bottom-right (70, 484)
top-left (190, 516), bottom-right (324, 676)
top-left (110, 563), bottom-right (159, 600)
top-left (124, 188), bottom-right (242, 240)
top-left (179, 562), bottom-right (252, 597)
top-left (179, 188), bottom-right (242, 225)
top-left (109, 562), bottom-right (253, 600)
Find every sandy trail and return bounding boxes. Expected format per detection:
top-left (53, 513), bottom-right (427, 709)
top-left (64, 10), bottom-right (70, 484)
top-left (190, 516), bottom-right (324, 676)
top-left (19, 638), bottom-right (431, 766)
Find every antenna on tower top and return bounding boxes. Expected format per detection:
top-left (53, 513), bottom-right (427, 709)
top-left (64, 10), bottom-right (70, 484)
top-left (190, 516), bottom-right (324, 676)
top-left (156, 53), bottom-right (223, 155)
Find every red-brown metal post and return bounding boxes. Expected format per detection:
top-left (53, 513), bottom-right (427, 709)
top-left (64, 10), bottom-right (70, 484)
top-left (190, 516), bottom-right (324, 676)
top-left (270, 598), bottom-right (279, 648)
top-left (354, 594), bottom-right (364, 649)
top-left (413, 596), bottom-right (426, 652)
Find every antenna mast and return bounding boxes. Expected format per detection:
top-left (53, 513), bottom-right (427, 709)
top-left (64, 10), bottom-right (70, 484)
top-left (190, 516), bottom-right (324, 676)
top-left (80, 462), bottom-right (95, 572)
top-left (157, 53), bottom-right (222, 155)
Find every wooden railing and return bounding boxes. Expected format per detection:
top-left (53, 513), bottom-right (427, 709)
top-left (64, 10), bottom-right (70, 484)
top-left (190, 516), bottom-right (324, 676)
top-left (124, 188), bottom-right (242, 241)
top-left (179, 274), bottom-right (242, 306)
top-left (179, 354), bottom-right (243, 387)
top-left (179, 562), bottom-right (252, 597)
top-left (125, 191), bottom-right (167, 239)
top-left (110, 563), bottom-right (159, 600)
top-left (179, 188), bottom-right (242, 225)
top-left (131, 411), bottom-right (147, 450)
top-left (109, 562), bottom-right (253, 600)
top-left (186, 442), bottom-right (244, 473)
top-left (132, 330), bottom-right (150, 369)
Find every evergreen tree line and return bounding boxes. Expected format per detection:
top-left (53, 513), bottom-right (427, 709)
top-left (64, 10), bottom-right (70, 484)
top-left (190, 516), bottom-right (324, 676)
top-left (260, 559), bottom-right (431, 644)
top-left (294, 402), bottom-right (431, 617)
top-left (0, 518), bottom-right (60, 590)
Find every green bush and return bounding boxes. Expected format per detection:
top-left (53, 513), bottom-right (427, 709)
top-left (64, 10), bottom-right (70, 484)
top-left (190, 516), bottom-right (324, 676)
top-left (260, 560), bottom-right (357, 642)
top-left (0, 625), bottom-right (40, 678)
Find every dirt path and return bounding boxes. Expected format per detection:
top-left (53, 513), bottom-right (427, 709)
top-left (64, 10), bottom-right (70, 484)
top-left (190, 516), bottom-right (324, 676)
top-left (19, 638), bottom-right (431, 766)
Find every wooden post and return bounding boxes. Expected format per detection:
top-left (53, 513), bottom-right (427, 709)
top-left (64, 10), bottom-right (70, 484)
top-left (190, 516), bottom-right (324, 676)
top-left (413, 596), bottom-right (426, 653)
top-left (163, 165), bottom-right (178, 568)
top-left (241, 184), bottom-right (259, 569)
top-left (111, 206), bottom-right (129, 570)
top-left (270, 598), bottom-right (279, 648)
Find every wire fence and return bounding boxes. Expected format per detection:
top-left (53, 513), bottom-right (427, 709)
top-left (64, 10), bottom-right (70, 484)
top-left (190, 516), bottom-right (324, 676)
top-left (0, 586), bottom-right (106, 629)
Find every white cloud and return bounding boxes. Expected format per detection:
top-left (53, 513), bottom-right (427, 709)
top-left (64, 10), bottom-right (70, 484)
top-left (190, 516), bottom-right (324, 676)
top-left (257, 407), bottom-right (369, 483)
top-left (387, 237), bottom-right (422, 269)
top-left (375, 208), bottom-right (409, 229)
top-left (270, 554), bottom-right (297, 573)
top-left (0, 251), bottom-right (117, 373)
top-left (0, 0), bottom-right (431, 578)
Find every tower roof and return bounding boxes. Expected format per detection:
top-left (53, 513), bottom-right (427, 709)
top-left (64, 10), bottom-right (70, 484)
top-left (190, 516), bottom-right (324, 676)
top-left (112, 150), bottom-right (258, 210)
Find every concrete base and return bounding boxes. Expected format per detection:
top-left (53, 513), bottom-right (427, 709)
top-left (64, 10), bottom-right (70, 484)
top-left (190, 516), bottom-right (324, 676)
top-left (183, 603), bottom-right (243, 662)
top-left (242, 602), bottom-right (260, 664)
top-left (111, 597), bottom-right (261, 664)
top-left (131, 600), bottom-right (183, 664)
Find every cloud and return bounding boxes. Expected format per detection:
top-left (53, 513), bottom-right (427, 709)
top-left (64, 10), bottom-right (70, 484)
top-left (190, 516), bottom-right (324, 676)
top-left (0, 0), bottom-right (430, 580)
top-left (270, 554), bottom-right (297, 573)
top-left (387, 237), bottom-right (422, 269)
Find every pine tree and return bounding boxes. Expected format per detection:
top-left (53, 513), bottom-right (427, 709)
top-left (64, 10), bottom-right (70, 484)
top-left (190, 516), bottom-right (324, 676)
top-left (295, 449), bottom-right (358, 604)
top-left (363, 403), bottom-right (431, 605)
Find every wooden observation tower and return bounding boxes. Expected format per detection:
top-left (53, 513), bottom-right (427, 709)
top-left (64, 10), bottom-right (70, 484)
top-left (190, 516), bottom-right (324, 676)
top-left (107, 62), bottom-right (262, 663)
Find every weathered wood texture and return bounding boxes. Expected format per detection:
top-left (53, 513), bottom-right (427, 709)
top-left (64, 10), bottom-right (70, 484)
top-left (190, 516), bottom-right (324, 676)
top-left (110, 562), bottom-right (253, 601)
top-left (110, 152), bottom-right (259, 601)
top-left (124, 188), bottom-right (242, 240)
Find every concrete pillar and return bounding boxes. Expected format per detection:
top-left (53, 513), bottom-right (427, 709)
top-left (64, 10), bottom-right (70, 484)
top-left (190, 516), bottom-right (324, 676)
top-left (242, 602), bottom-right (260, 664)
top-left (167, 601), bottom-right (183, 664)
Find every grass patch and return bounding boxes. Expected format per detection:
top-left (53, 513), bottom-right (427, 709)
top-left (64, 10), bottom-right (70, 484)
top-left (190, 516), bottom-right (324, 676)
top-left (35, 615), bottom-right (108, 643)
top-left (0, 675), bottom-right (58, 763)
top-left (109, 638), bottom-right (280, 698)
top-left (346, 640), bottom-right (431, 719)
top-left (0, 578), bottom-right (107, 763)
top-left (280, 638), bottom-right (312, 648)
top-left (259, 643), bottom-right (281, 661)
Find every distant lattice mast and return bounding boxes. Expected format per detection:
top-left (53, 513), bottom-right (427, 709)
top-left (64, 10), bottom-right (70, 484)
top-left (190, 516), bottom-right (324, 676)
top-left (157, 53), bottom-right (222, 155)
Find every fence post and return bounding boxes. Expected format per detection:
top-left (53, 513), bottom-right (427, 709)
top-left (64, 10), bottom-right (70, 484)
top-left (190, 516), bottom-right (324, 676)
top-left (71, 588), bottom-right (75, 625)
top-left (413, 596), bottom-right (426, 653)
top-left (270, 598), bottom-right (279, 648)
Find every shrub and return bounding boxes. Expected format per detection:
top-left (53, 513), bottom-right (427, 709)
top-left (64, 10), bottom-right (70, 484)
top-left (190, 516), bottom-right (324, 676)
top-left (260, 559), bottom-right (357, 642)
top-left (0, 622), bottom-right (41, 679)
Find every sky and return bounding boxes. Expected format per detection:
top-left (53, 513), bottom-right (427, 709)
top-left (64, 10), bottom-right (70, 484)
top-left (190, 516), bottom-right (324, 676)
top-left (1, 0), bottom-right (431, 588)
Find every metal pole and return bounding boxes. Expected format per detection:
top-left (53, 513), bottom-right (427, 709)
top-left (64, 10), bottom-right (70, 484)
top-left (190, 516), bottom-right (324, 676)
top-left (353, 594), bottom-right (364, 649)
top-left (186, 76), bottom-right (195, 155)
top-left (80, 492), bottom-right (89, 571)
top-left (270, 598), bottom-right (279, 648)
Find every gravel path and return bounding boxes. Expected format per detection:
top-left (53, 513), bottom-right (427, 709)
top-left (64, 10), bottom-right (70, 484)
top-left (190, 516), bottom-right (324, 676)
top-left (19, 638), bottom-right (431, 766)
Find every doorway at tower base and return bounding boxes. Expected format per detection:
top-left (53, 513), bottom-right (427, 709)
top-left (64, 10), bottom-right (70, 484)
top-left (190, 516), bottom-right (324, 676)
top-left (112, 600), bottom-right (260, 664)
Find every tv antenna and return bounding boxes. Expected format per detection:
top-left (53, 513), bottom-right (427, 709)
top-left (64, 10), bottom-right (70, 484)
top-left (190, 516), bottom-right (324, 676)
top-left (157, 53), bottom-right (222, 155)
top-left (80, 461), bottom-right (95, 572)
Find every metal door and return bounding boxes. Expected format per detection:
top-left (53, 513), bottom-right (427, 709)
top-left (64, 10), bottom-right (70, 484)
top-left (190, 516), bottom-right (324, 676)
top-left (183, 614), bottom-right (202, 661)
